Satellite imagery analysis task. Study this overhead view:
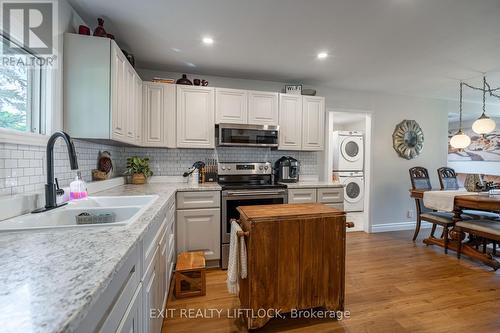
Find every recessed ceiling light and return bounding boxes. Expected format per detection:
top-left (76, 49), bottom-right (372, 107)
top-left (317, 52), bottom-right (328, 59)
top-left (202, 37), bottom-right (214, 45)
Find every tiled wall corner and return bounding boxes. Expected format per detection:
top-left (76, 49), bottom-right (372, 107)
top-left (0, 140), bottom-right (125, 196)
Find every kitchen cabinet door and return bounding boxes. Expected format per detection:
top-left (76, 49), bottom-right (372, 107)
top-left (116, 284), bottom-right (143, 333)
top-left (215, 88), bottom-right (248, 124)
top-left (288, 188), bottom-right (317, 204)
top-left (142, 83), bottom-right (176, 147)
top-left (176, 208), bottom-right (221, 260)
top-left (278, 94), bottom-right (302, 150)
top-left (143, 246), bottom-right (161, 333)
top-left (301, 96), bottom-right (325, 151)
top-left (110, 43), bottom-right (127, 140)
top-left (134, 75), bottom-right (143, 144)
top-left (143, 83), bottom-right (163, 146)
top-left (176, 86), bottom-right (215, 148)
top-left (158, 223), bottom-right (168, 311)
top-left (125, 65), bottom-right (136, 142)
top-left (248, 91), bottom-right (279, 125)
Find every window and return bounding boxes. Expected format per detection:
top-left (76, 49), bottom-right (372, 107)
top-left (0, 35), bottom-right (44, 135)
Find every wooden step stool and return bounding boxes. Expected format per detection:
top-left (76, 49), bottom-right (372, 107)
top-left (174, 251), bottom-right (206, 298)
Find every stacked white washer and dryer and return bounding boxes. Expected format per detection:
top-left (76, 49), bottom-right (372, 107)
top-left (331, 131), bottom-right (365, 213)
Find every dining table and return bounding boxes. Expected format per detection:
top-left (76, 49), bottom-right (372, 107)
top-left (410, 189), bottom-right (500, 269)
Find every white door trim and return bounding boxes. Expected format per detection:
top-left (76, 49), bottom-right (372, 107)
top-left (322, 108), bottom-right (373, 233)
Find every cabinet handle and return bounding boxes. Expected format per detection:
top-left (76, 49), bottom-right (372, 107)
top-left (346, 222), bottom-right (355, 228)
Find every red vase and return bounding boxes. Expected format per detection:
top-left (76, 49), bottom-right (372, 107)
top-left (78, 25), bottom-right (90, 35)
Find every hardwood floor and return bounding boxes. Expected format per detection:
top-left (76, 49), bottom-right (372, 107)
top-left (162, 230), bottom-right (500, 333)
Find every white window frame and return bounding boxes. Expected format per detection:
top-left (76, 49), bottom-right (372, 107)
top-left (0, 35), bottom-right (56, 146)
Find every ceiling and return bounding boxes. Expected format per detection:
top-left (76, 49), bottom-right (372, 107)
top-left (68, 0), bottom-right (500, 106)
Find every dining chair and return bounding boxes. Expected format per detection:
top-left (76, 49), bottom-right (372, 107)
top-left (409, 167), bottom-right (457, 253)
top-left (437, 167), bottom-right (459, 190)
top-left (438, 167), bottom-right (500, 220)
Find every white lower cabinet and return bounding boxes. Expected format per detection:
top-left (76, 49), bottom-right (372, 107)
top-left (116, 284), bottom-right (143, 333)
top-left (79, 200), bottom-right (176, 333)
top-left (177, 208), bottom-right (220, 261)
top-left (176, 191), bottom-right (221, 262)
top-left (143, 246), bottom-right (161, 333)
top-left (288, 187), bottom-right (344, 208)
top-left (287, 188), bottom-right (317, 203)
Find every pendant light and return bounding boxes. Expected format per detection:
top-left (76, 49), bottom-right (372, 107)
top-left (450, 82), bottom-right (471, 149)
top-left (472, 76), bottom-right (496, 135)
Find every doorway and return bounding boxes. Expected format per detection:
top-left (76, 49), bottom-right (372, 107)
top-left (320, 109), bottom-right (373, 232)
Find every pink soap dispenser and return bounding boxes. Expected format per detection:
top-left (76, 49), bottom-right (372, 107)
top-left (70, 171), bottom-right (88, 200)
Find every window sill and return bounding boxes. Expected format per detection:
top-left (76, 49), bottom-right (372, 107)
top-left (0, 128), bottom-right (49, 147)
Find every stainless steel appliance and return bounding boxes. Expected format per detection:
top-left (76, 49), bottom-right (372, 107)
top-left (217, 124), bottom-right (279, 148)
top-left (274, 156), bottom-right (300, 183)
top-left (219, 162), bottom-right (287, 269)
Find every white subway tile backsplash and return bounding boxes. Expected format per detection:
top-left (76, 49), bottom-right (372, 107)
top-left (0, 139), bottom-right (319, 196)
top-left (5, 160), bottom-right (17, 168)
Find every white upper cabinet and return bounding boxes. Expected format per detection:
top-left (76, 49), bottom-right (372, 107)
top-left (142, 82), bottom-right (176, 148)
top-left (124, 65), bottom-right (137, 141)
top-left (248, 91), bottom-right (279, 125)
top-left (278, 94), bottom-right (302, 150)
top-left (176, 85), bottom-right (215, 149)
top-left (64, 33), bottom-right (142, 145)
top-left (110, 43), bottom-right (127, 141)
top-left (301, 96), bottom-right (325, 151)
top-left (215, 88), bottom-right (248, 124)
top-left (134, 76), bottom-right (143, 143)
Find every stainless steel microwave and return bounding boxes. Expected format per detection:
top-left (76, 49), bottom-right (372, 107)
top-left (217, 124), bottom-right (279, 148)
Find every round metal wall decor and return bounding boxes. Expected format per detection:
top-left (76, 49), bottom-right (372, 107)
top-left (392, 120), bottom-right (424, 160)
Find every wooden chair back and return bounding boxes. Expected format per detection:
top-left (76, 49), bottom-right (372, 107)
top-left (437, 167), bottom-right (459, 190)
top-left (409, 167), bottom-right (432, 190)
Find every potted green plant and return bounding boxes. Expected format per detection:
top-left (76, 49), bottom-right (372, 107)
top-left (125, 156), bottom-right (153, 184)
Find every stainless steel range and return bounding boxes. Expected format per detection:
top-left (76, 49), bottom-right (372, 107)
top-left (218, 162), bottom-right (287, 269)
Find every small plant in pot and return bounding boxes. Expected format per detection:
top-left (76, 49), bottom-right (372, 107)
top-left (125, 157), bottom-right (153, 184)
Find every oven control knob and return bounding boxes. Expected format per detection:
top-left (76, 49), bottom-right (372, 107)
top-left (259, 166), bottom-right (263, 170)
top-left (221, 166), bottom-right (226, 170)
top-left (264, 166), bottom-right (268, 170)
top-left (227, 167), bottom-right (231, 170)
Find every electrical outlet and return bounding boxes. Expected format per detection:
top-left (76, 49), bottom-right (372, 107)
top-left (408, 209), bottom-right (415, 218)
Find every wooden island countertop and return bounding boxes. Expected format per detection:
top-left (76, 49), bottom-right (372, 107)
top-left (237, 203), bottom-right (345, 221)
top-left (236, 203), bottom-right (347, 330)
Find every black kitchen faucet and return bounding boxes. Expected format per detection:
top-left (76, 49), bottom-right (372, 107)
top-left (32, 131), bottom-right (79, 213)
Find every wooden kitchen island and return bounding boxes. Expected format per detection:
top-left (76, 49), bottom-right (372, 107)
top-left (237, 203), bottom-right (347, 330)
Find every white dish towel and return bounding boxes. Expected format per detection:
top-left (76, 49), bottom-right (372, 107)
top-left (423, 190), bottom-right (478, 212)
top-left (227, 220), bottom-right (248, 294)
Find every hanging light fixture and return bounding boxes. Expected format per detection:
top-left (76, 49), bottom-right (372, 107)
top-left (450, 82), bottom-right (471, 149)
top-left (472, 76), bottom-right (497, 135)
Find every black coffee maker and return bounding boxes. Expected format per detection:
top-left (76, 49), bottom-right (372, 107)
top-left (274, 156), bottom-right (300, 183)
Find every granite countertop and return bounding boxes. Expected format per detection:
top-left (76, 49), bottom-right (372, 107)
top-left (280, 181), bottom-right (344, 189)
top-left (0, 182), bottom-right (220, 333)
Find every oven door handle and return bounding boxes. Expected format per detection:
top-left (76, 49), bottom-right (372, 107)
top-left (225, 190), bottom-right (286, 197)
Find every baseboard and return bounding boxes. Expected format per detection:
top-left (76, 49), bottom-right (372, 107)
top-left (371, 221), bottom-right (433, 233)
